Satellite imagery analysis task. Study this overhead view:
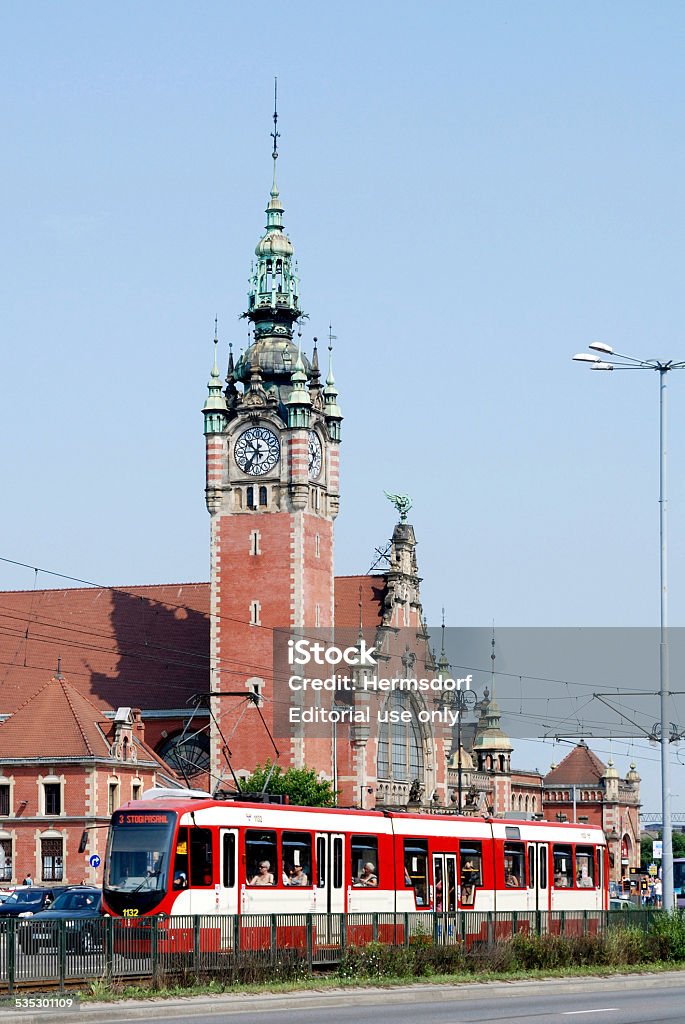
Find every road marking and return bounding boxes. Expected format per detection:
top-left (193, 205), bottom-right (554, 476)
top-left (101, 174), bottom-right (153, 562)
top-left (562, 1011), bottom-right (618, 1016)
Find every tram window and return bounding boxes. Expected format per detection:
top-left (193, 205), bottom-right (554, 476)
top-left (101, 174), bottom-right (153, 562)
top-left (351, 836), bottom-right (379, 887)
top-left (189, 828), bottom-right (213, 887)
top-left (553, 844), bottom-right (573, 888)
top-left (173, 827), bottom-right (189, 890)
top-left (316, 836), bottom-right (326, 887)
top-left (246, 830), bottom-right (278, 886)
top-left (223, 833), bottom-right (235, 889)
top-left (575, 846), bottom-right (596, 888)
top-left (403, 839), bottom-right (428, 906)
top-left (528, 846), bottom-right (535, 889)
top-left (504, 842), bottom-right (525, 887)
top-left (282, 831), bottom-right (312, 886)
top-left (333, 837), bottom-right (343, 888)
top-left (460, 843), bottom-right (482, 906)
top-left (539, 847), bottom-right (547, 889)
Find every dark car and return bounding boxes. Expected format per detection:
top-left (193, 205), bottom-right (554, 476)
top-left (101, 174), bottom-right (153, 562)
top-left (18, 887), bottom-right (103, 954)
top-left (0, 887), bottom-right (65, 918)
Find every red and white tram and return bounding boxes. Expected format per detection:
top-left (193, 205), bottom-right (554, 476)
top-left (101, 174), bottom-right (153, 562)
top-left (102, 790), bottom-right (608, 919)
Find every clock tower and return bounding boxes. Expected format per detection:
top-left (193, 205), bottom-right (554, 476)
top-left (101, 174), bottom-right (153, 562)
top-left (203, 113), bottom-right (342, 785)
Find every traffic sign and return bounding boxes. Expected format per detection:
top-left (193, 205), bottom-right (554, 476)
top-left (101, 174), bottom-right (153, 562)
top-left (653, 840), bottom-right (663, 859)
top-left (89, 855), bottom-right (101, 868)
top-left (648, 863), bottom-right (658, 876)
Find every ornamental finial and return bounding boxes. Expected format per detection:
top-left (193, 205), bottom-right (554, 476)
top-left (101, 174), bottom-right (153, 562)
top-left (270, 77), bottom-right (279, 193)
top-left (384, 491), bottom-right (413, 522)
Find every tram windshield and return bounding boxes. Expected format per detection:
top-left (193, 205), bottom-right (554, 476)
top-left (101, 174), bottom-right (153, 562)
top-left (104, 810), bottom-right (176, 914)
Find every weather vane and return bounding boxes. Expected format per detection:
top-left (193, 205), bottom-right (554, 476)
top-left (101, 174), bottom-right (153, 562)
top-left (271, 77), bottom-right (279, 161)
top-left (384, 491), bottom-right (413, 522)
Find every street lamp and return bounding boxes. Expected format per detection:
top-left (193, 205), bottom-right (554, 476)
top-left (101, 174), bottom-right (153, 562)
top-left (453, 688), bottom-right (477, 810)
top-left (573, 344), bottom-right (685, 910)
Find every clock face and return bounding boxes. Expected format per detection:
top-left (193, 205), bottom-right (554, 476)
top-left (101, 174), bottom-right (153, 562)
top-left (308, 431), bottom-right (323, 478)
top-left (234, 427), bottom-right (280, 476)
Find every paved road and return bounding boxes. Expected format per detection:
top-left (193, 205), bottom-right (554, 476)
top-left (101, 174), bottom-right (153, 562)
top-left (4, 973), bottom-right (685, 1024)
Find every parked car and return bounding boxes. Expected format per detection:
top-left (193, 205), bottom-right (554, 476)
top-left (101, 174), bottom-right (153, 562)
top-left (609, 897), bottom-right (639, 911)
top-left (0, 887), bottom-right (66, 918)
top-left (18, 888), bottom-right (103, 954)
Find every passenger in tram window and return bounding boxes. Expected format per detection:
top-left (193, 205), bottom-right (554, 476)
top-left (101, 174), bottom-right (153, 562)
top-left (404, 866), bottom-right (412, 886)
top-left (288, 864), bottom-right (309, 886)
top-left (506, 870), bottom-right (521, 887)
top-left (249, 861), bottom-right (275, 885)
top-left (355, 862), bottom-right (378, 887)
top-left (554, 872), bottom-right (568, 888)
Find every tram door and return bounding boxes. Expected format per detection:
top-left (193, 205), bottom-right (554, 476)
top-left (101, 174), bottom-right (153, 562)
top-left (526, 842), bottom-right (549, 912)
top-left (217, 829), bottom-right (239, 948)
top-left (432, 854), bottom-right (457, 912)
top-left (315, 832), bottom-right (345, 914)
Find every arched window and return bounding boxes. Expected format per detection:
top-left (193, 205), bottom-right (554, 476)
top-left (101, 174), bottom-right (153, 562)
top-left (259, 486), bottom-right (267, 507)
top-left (377, 692), bottom-right (424, 783)
top-left (158, 732), bottom-right (211, 780)
top-left (247, 486), bottom-right (255, 509)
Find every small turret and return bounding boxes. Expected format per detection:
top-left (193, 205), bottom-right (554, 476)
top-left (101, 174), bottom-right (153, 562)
top-left (203, 325), bottom-right (229, 435)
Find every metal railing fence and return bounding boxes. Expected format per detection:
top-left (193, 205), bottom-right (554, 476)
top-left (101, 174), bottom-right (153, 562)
top-left (0, 909), bottom-right (661, 994)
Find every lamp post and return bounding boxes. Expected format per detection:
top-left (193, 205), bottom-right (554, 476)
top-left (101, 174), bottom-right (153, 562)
top-left (454, 688), bottom-right (477, 810)
top-left (573, 343), bottom-right (685, 910)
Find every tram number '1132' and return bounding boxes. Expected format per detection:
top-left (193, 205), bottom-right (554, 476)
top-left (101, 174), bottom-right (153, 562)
top-left (123, 908), bottom-right (139, 917)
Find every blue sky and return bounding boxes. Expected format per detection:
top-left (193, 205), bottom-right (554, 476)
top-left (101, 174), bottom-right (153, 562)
top-left (3, 1), bottom-right (685, 810)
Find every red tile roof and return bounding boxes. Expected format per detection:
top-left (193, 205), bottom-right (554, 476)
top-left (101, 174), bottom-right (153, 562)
top-left (0, 670), bottom-right (165, 764)
top-left (0, 583), bottom-right (210, 716)
top-left (544, 742), bottom-right (607, 785)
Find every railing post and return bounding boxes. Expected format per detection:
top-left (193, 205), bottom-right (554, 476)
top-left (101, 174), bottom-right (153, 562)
top-left (512, 911), bottom-right (518, 936)
top-left (340, 912), bottom-right (347, 954)
top-left (194, 916), bottom-right (201, 979)
top-left (535, 909), bottom-right (542, 937)
top-left (58, 919), bottom-right (66, 992)
top-left (270, 914), bottom-right (277, 963)
top-left (233, 914), bottom-right (240, 954)
top-left (7, 921), bottom-right (16, 996)
top-left (104, 916), bottom-right (113, 979)
top-left (306, 914), bottom-right (313, 968)
top-left (404, 912), bottom-right (410, 947)
top-left (151, 916), bottom-right (159, 981)
top-left (372, 913), bottom-right (378, 943)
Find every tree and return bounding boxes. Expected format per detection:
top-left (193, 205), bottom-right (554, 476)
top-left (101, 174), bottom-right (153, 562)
top-left (239, 762), bottom-right (337, 807)
top-left (640, 830), bottom-right (685, 869)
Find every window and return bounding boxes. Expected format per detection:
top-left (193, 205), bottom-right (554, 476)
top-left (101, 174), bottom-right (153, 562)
top-left (259, 486), bottom-right (267, 507)
top-left (528, 846), bottom-right (535, 889)
top-left (575, 845), bottom-right (596, 888)
top-left (315, 604), bottom-right (321, 627)
top-left (0, 839), bottom-right (11, 881)
top-left (377, 692), bottom-right (424, 782)
top-left (249, 600), bottom-right (261, 626)
top-left (223, 833), bottom-right (235, 888)
top-left (460, 842), bottom-right (482, 906)
top-left (316, 836), bottom-right (326, 887)
top-left (132, 780), bottom-right (143, 801)
top-left (403, 839), bottom-right (428, 906)
top-left (351, 835), bottom-right (379, 887)
top-left (250, 530), bottom-right (261, 556)
top-left (553, 844), bottom-right (573, 887)
top-left (108, 781), bottom-right (120, 815)
top-left (246, 830), bottom-right (277, 886)
top-left (41, 837), bottom-right (63, 881)
top-left (282, 831), bottom-right (312, 886)
top-left (189, 828), bottom-right (213, 887)
top-left (172, 826), bottom-right (213, 888)
top-left (247, 486), bottom-right (255, 509)
top-left (333, 836), bottom-right (343, 889)
top-left (0, 785), bottom-right (9, 816)
top-left (44, 783), bottom-right (61, 816)
top-left (315, 534), bottom-right (320, 559)
top-left (504, 842), bottom-right (525, 887)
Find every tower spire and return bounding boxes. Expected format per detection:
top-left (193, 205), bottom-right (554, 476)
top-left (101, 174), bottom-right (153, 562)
top-left (271, 77), bottom-right (280, 194)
